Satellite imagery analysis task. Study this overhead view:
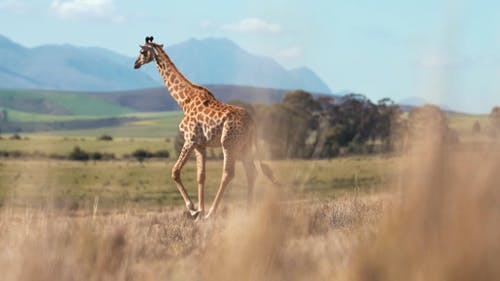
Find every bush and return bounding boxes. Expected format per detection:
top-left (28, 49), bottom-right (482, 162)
top-left (91, 152), bottom-right (102, 160)
top-left (132, 149), bottom-right (153, 162)
top-left (90, 152), bottom-right (115, 161)
top-left (69, 146), bottom-right (89, 161)
top-left (97, 134), bottom-right (113, 141)
top-left (0, 150), bottom-right (23, 158)
top-left (153, 150), bottom-right (170, 159)
top-left (9, 134), bottom-right (22, 140)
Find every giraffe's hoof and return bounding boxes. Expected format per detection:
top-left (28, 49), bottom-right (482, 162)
top-left (190, 209), bottom-right (202, 220)
top-left (194, 212), bottom-right (206, 222)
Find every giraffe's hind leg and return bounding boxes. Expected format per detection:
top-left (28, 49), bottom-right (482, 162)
top-left (205, 147), bottom-right (235, 219)
top-left (194, 147), bottom-right (206, 219)
top-left (243, 158), bottom-right (256, 208)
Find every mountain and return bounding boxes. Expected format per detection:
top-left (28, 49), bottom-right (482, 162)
top-left (162, 38), bottom-right (332, 93)
top-left (0, 35), bottom-right (332, 93)
top-left (0, 35), bottom-right (157, 91)
top-left (398, 96), bottom-right (428, 107)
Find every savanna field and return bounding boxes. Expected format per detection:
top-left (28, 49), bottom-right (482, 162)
top-left (0, 109), bottom-right (499, 280)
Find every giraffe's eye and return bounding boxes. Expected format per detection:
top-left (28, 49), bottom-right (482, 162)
top-left (140, 49), bottom-right (145, 54)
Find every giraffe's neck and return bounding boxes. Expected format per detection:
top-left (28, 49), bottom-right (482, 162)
top-left (151, 44), bottom-right (196, 109)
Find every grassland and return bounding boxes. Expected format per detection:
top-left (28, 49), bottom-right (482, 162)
top-left (0, 155), bottom-right (397, 209)
top-left (0, 88), bottom-right (135, 116)
top-left (0, 108), bottom-right (494, 209)
top-left (7, 111), bottom-right (184, 138)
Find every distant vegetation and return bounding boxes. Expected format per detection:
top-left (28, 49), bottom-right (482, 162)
top-left (224, 90), bottom-right (402, 159)
top-left (97, 134), bottom-right (113, 141)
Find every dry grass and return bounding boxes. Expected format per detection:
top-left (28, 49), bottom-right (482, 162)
top-left (0, 194), bottom-right (383, 281)
top-left (348, 140), bottom-right (500, 281)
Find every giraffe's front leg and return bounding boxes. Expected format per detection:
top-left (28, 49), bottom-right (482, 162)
top-left (172, 142), bottom-right (197, 215)
top-left (194, 147), bottom-right (206, 220)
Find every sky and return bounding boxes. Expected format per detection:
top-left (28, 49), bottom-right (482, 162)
top-left (0, 0), bottom-right (498, 113)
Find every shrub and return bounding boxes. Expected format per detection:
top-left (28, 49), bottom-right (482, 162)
top-left (91, 152), bottom-right (103, 160)
top-left (154, 150), bottom-right (170, 159)
top-left (90, 152), bottom-right (115, 161)
top-left (69, 146), bottom-right (89, 161)
top-left (9, 134), bottom-right (22, 140)
top-left (97, 134), bottom-right (113, 141)
top-left (0, 150), bottom-right (23, 158)
top-left (132, 149), bottom-right (153, 162)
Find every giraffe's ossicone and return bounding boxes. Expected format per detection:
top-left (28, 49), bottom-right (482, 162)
top-left (134, 36), bottom-right (278, 220)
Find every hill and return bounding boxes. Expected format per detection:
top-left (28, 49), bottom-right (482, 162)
top-left (0, 85), bottom-right (330, 117)
top-left (90, 85), bottom-right (301, 112)
top-left (0, 35), bottom-right (331, 93)
top-left (0, 35), bottom-right (156, 91)
top-left (0, 89), bottom-right (134, 116)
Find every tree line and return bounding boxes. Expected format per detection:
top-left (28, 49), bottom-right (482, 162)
top-left (231, 90), bottom-right (402, 159)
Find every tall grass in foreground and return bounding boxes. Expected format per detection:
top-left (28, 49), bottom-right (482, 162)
top-left (0, 124), bottom-right (499, 280)
top-left (348, 129), bottom-right (500, 280)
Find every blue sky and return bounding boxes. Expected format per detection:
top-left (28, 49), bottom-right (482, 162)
top-left (0, 0), bottom-right (498, 113)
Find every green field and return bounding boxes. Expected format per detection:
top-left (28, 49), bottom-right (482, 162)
top-left (0, 155), bottom-right (397, 209)
top-left (49, 111), bottom-right (183, 138)
top-left (0, 89), bottom-right (135, 117)
top-left (0, 135), bottom-right (174, 157)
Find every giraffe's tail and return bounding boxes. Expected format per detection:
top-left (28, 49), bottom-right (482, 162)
top-left (250, 120), bottom-right (281, 187)
top-left (259, 161), bottom-right (282, 187)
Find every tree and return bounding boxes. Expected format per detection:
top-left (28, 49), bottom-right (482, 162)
top-left (132, 149), bottom-right (153, 162)
top-left (489, 106), bottom-right (500, 133)
top-left (252, 90), bottom-right (320, 159)
top-left (408, 105), bottom-right (457, 144)
top-left (69, 146), bottom-right (89, 161)
top-left (282, 90), bottom-right (320, 113)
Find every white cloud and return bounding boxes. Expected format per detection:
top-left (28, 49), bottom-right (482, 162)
top-left (277, 46), bottom-right (302, 59)
top-left (222, 18), bottom-right (282, 33)
top-left (51, 0), bottom-right (125, 22)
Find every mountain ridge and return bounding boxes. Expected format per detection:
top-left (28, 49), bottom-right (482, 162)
top-left (0, 35), bottom-right (332, 94)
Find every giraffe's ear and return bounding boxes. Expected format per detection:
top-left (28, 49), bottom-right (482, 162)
top-left (158, 44), bottom-right (164, 48)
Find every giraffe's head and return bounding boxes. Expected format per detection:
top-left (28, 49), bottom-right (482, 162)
top-left (134, 36), bottom-right (163, 69)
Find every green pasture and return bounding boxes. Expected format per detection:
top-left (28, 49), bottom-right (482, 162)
top-left (0, 89), bottom-right (134, 116)
top-left (0, 135), bottom-right (175, 157)
top-left (23, 111), bottom-right (184, 139)
top-left (0, 155), bottom-right (398, 209)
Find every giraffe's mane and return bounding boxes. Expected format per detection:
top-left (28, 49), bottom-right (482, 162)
top-left (148, 43), bottom-right (209, 93)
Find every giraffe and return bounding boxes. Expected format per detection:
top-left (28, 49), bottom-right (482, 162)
top-left (134, 36), bottom-right (278, 219)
